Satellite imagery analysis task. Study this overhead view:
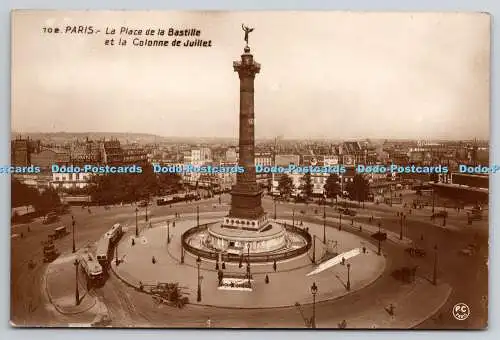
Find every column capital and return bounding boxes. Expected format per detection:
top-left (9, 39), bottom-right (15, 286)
top-left (233, 54), bottom-right (261, 77)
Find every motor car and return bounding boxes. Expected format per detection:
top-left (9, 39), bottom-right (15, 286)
top-left (432, 211), bottom-right (448, 218)
top-left (459, 248), bottom-right (474, 256)
top-left (42, 212), bottom-right (58, 224)
top-left (405, 247), bottom-right (426, 257)
top-left (137, 200), bottom-right (149, 207)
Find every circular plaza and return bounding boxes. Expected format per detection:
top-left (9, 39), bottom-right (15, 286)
top-left (111, 212), bottom-right (386, 308)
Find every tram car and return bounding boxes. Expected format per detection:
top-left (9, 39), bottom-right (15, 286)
top-left (95, 223), bottom-right (123, 268)
top-left (96, 236), bottom-right (110, 268)
top-left (78, 251), bottom-right (104, 288)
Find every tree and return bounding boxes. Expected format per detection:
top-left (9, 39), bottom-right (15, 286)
top-left (33, 187), bottom-right (61, 213)
top-left (299, 173), bottom-right (313, 201)
top-left (324, 173), bottom-right (341, 205)
top-left (277, 174), bottom-right (294, 199)
top-left (11, 178), bottom-right (38, 208)
top-left (430, 173), bottom-right (439, 183)
top-left (346, 174), bottom-right (370, 208)
top-left (266, 177), bottom-right (273, 192)
top-left (157, 173), bottom-right (182, 195)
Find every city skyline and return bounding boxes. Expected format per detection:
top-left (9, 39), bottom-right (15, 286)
top-left (12, 11), bottom-right (490, 140)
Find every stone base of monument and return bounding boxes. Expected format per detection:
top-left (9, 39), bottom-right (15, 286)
top-left (182, 220), bottom-right (312, 263)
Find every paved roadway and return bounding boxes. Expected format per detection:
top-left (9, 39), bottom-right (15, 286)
top-left (10, 193), bottom-right (487, 328)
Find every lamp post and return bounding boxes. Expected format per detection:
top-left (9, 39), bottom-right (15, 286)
top-left (312, 235), bottom-right (316, 264)
top-left (433, 245), bottom-right (438, 285)
top-left (323, 205), bottom-right (326, 243)
top-left (274, 198), bottom-right (277, 219)
top-left (71, 215), bottom-right (76, 253)
top-left (115, 245), bottom-right (119, 266)
top-left (247, 243), bottom-right (251, 286)
top-left (432, 189), bottom-right (435, 214)
top-left (145, 200), bottom-right (148, 222)
top-left (135, 207), bottom-right (139, 237)
top-left (292, 208), bottom-right (295, 226)
top-left (399, 213), bottom-right (403, 240)
top-left (377, 222), bottom-right (382, 256)
top-left (196, 256), bottom-right (202, 302)
top-left (339, 213), bottom-right (342, 231)
top-left (196, 205), bottom-right (200, 227)
top-left (167, 222), bottom-right (170, 244)
top-left (346, 263), bottom-right (351, 291)
top-left (311, 282), bottom-right (318, 328)
top-left (403, 215), bottom-right (406, 239)
top-left (74, 258), bottom-right (80, 305)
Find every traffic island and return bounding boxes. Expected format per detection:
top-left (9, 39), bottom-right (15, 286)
top-left (44, 253), bottom-right (98, 317)
top-left (110, 215), bottom-right (386, 309)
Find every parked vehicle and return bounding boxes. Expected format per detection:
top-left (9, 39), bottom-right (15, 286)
top-left (138, 200), bottom-right (149, 207)
top-left (432, 211), bottom-right (448, 218)
top-left (405, 247), bottom-right (426, 257)
top-left (42, 212), bottom-right (58, 224)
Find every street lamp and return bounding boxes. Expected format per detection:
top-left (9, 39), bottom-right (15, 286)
top-left (71, 215), bottom-right (76, 253)
top-left (196, 256), bottom-right (202, 302)
top-left (339, 213), bottom-right (342, 231)
top-left (167, 222), bottom-right (170, 244)
top-left (196, 205), bottom-right (200, 227)
top-left (247, 243), bottom-right (251, 286)
top-left (274, 198), bottom-right (277, 219)
top-left (377, 222), bottom-right (382, 256)
top-left (346, 263), bottom-right (351, 291)
top-left (74, 258), bottom-right (80, 306)
top-left (312, 235), bottom-right (316, 264)
top-left (145, 199), bottom-right (148, 222)
top-left (399, 214), bottom-right (403, 240)
top-left (135, 207), bottom-right (139, 237)
top-left (310, 282), bottom-right (318, 328)
top-left (293, 208), bottom-right (295, 226)
top-left (432, 189), bottom-right (435, 214)
top-left (323, 205), bottom-right (326, 243)
top-left (433, 244), bottom-right (438, 285)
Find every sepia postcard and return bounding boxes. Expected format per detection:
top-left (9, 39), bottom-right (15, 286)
top-left (10, 10), bottom-right (490, 329)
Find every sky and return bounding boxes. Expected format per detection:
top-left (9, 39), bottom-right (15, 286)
top-left (11, 11), bottom-right (491, 140)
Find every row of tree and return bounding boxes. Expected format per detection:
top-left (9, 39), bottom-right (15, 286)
top-left (12, 178), bottom-right (62, 214)
top-left (276, 173), bottom-right (370, 206)
top-left (90, 166), bottom-right (183, 205)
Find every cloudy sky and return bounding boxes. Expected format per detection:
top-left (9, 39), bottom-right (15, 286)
top-left (11, 11), bottom-right (490, 139)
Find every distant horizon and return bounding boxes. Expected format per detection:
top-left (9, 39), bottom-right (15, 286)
top-left (10, 130), bottom-right (490, 143)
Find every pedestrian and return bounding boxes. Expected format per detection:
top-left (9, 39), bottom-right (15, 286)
top-left (265, 274), bottom-right (269, 284)
top-left (273, 260), bottom-right (277, 272)
top-left (152, 256), bottom-right (156, 264)
top-left (206, 317), bottom-right (211, 328)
